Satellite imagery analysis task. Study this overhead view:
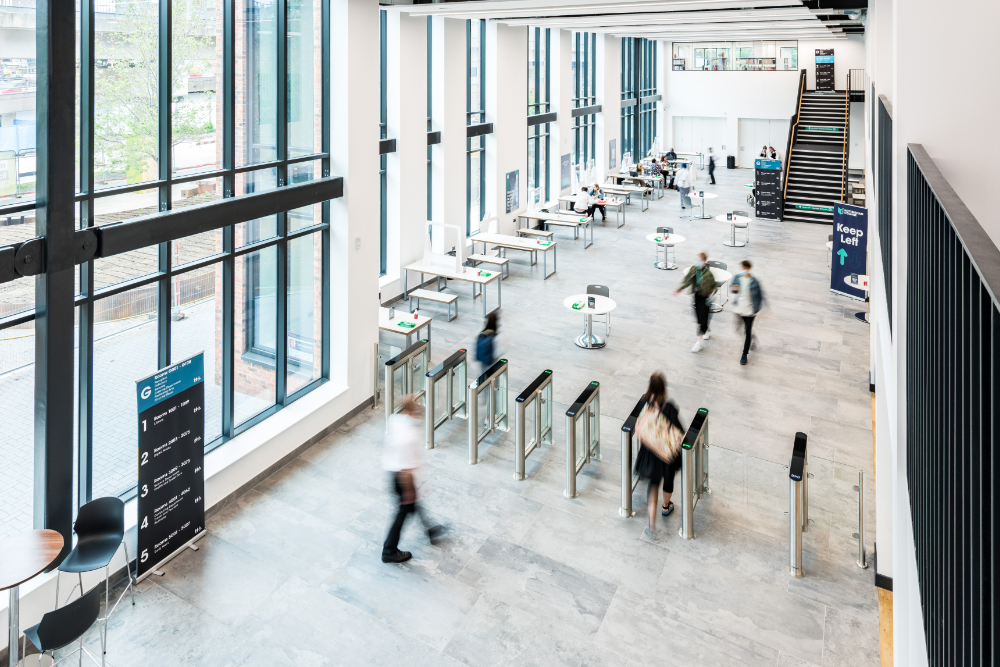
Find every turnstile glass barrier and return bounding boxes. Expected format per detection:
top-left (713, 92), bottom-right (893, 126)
top-left (705, 444), bottom-right (744, 504)
top-left (745, 455), bottom-right (790, 517)
top-left (383, 340), bottom-right (428, 420)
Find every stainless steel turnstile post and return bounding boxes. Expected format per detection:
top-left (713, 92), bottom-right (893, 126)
top-left (565, 381), bottom-right (601, 498)
top-left (373, 341), bottom-right (381, 409)
top-left (514, 370), bottom-right (553, 480)
top-left (788, 432), bottom-right (808, 578)
top-left (619, 396), bottom-right (648, 518)
top-left (679, 408), bottom-right (710, 539)
top-left (855, 471), bottom-right (869, 569)
top-left (468, 359), bottom-right (509, 464)
top-left (384, 339), bottom-right (429, 422)
top-left (425, 348), bottom-right (468, 449)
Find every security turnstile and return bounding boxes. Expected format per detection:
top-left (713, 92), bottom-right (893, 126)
top-left (679, 407), bottom-right (710, 539)
top-left (619, 396), bottom-right (648, 518)
top-left (514, 370), bottom-right (553, 480)
top-left (564, 381), bottom-right (600, 499)
top-left (788, 431), bottom-right (808, 577)
top-left (425, 348), bottom-right (468, 449)
top-left (384, 339), bottom-right (429, 420)
top-left (468, 358), bottom-right (509, 464)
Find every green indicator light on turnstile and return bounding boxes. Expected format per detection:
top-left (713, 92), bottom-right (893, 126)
top-left (500, 359), bottom-right (507, 363)
top-left (591, 381), bottom-right (599, 385)
top-left (421, 339), bottom-right (428, 343)
top-left (544, 370), bottom-right (552, 374)
top-left (698, 408), bottom-right (707, 413)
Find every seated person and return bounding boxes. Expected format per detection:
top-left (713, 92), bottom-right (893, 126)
top-left (649, 159), bottom-right (662, 178)
top-left (665, 148), bottom-right (677, 163)
top-left (573, 187), bottom-right (596, 218)
top-left (588, 183), bottom-right (608, 222)
top-left (759, 145), bottom-right (768, 158)
top-left (769, 146), bottom-right (778, 160)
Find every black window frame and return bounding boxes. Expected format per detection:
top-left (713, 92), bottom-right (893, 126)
top-left (466, 18), bottom-right (486, 235)
top-left (573, 32), bottom-right (597, 168)
top-left (527, 27), bottom-right (551, 204)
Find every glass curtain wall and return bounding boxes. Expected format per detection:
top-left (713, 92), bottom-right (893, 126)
top-left (527, 27), bottom-right (550, 205)
top-left (621, 37), bottom-right (657, 159)
top-left (466, 19), bottom-right (485, 234)
top-left (427, 16), bottom-right (432, 221)
top-left (620, 38), bottom-right (635, 158)
top-left (379, 9), bottom-right (387, 276)
top-left (572, 32), bottom-right (597, 169)
top-left (672, 41), bottom-right (797, 71)
top-left (638, 38), bottom-right (657, 157)
top-left (0, 0), bottom-right (332, 539)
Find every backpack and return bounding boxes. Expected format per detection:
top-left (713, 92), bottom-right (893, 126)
top-left (476, 331), bottom-right (494, 364)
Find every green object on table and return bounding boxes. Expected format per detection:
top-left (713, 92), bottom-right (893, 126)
top-left (398, 321), bottom-right (417, 328)
top-left (579, 218), bottom-right (586, 223)
top-left (655, 236), bottom-right (663, 242)
top-left (481, 271), bottom-right (491, 277)
top-left (571, 301), bottom-right (584, 310)
top-left (540, 242), bottom-right (551, 247)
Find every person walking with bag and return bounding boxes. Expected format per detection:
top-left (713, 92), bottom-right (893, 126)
top-left (730, 259), bottom-right (764, 365)
top-left (674, 252), bottom-right (716, 351)
top-left (634, 372), bottom-right (685, 537)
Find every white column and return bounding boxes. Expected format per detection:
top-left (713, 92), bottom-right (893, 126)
top-left (486, 22), bottom-right (527, 229)
top-left (383, 9), bottom-right (427, 298)
top-left (595, 34), bottom-right (620, 181)
top-left (329, 0), bottom-right (379, 399)
top-left (431, 17), bottom-right (467, 232)
top-left (549, 29), bottom-right (573, 199)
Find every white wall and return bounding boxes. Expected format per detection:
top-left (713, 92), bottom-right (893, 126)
top-left (486, 22), bottom-right (528, 228)
top-left (848, 101), bottom-right (865, 170)
top-left (549, 29), bottom-right (574, 199)
top-left (596, 33), bottom-right (621, 182)
top-left (431, 17), bottom-right (468, 234)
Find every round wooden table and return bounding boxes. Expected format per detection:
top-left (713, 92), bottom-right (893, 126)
top-left (1, 529), bottom-right (64, 667)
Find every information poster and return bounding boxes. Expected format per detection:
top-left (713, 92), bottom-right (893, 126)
top-left (505, 170), bottom-right (519, 214)
top-left (609, 139), bottom-right (616, 169)
top-left (754, 158), bottom-right (783, 220)
top-left (560, 154), bottom-right (571, 190)
top-left (136, 353), bottom-right (206, 579)
top-left (830, 203), bottom-right (869, 301)
top-left (815, 49), bottom-right (835, 92)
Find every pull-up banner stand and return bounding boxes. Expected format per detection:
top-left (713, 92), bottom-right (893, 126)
top-left (815, 49), bottom-right (835, 92)
top-left (135, 352), bottom-right (206, 580)
top-left (830, 203), bottom-right (869, 301)
top-left (754, 158), bottom-right (783, 220)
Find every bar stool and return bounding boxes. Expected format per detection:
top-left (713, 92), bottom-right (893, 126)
top-left (733, 210), bottom-right (751, 244)
top-left (657, 226), bottom-right (676, 269)
top-left (586, 284), bottom-right (611, 335)
top-left (22, 585), bottom-right (106, 667)
top-left (706, 260), bottom-right (728, 312)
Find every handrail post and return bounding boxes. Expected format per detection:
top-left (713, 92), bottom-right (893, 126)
top-left (788, 432), bottom-right (807, 578)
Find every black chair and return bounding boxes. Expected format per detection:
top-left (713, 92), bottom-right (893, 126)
top-left (586, 284), bottom-right (611, 335)
top-left (706, 260), bottom-right (729, 310)
top-left (23, 584), bottom-right (105, 667)
top-left (55, 498), bottom-right (135, 656)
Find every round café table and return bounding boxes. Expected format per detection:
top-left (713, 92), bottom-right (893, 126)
top-left (684, 265), bottom-right (733, 313)
top-left (1, 529), bottom-right (64, 667)
top-left (714, 214), bottom-right (752, 248)
top-left (688, 192), bottom-right (717, 220)
top-left (844, 274), bottom-right (871, 323)
top-left (645, 233), bottom-right (685, 270)
top-left (564, 294), bottom-right (617, 349)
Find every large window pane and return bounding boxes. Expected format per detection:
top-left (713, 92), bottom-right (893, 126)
top-left (236, 167), bottom-right (278, 246)
top-left (172, 264), bottom-right (223, 444)
top-left (173, 177), bottom-right (223, 266)
top-left (237, 0), bottom-right (278, 166)
top-left (94, 191), bottom-right (159, 288)
top-left (92, 285), bottom-right (159, 500)
top-left (0, 334), bottom-right (34, 539)
top-left (234, 246), bottom-right (276, 424)
top-left (172, 0), bottom-right (224, 177)
top-left (0, 9), bottom-right (37, 206)
top-left (288, 0), bottom-right (321, 158)
top-left (95, 0), bottom-right (159, 190)
top-left (287, 232), bottom-right (320, 395)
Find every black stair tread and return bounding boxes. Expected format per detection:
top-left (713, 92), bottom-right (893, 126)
top-left (792, 143), bottom-right (845, 153)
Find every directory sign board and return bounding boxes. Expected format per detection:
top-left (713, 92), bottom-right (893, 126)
top-left (505, 170), bottom-right (519, 214)
top-left (754, 158), bottom-right (783, 220)
top-left (135, 353), bottom-right (206, 579)
top-left (815, 49), bottom-right (835, 92)
top-left (830, 203), bottom-right (869, 301)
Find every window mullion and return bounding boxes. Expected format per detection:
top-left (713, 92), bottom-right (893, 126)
top-left (156, 0), bottom-right (173, 370)
top-left (275, 0), bottom-right (289, 403)
top-left (321, 0), bottom-right (331, 380)
top-left (221, 0), bottom-right (236, 438)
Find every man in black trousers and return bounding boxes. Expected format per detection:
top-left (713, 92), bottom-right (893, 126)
top-left (707, 147), bottom-right (716, 185)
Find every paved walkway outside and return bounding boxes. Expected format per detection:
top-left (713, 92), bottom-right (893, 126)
top-left (46, 165), bottom-right (878, 666)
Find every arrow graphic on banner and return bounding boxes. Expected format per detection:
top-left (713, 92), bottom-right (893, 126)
top-left (837, 248), bottom-right (848, 265)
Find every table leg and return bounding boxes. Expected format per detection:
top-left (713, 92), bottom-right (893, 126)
top-left (9, 586), bottom-right (18, 667)
top-left (497, 276), bottom-right (501, 310)
top-left (403, 269), bottom-right (408, 301)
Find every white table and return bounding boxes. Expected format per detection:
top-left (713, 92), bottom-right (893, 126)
top-left (379, 306), bottom-right (432, 350)
top-left (558, 196), bottom-right (626, 228)
top-left (844, 274), bottom-right (871, 323)
top-left (563, 294), bottom-right (617, 349)
top-left (517, 211), bottom-right (594, 248)
top-left (470, 232), bottom-right (557, 279)
top-left (688, 192), bottom-right (718, 220)
top-left (609, 173), bottom-right (665, 199)
top-left (645, 233), bottom-right (685, 270)
top-left (714, 214), bottom-right (752, 248)
top-left (603, 183), bottom-right (651, 211)
top-left (685, 265), bottom-right (733, 313)
top-left (403, 260), bottom-right (501, 317)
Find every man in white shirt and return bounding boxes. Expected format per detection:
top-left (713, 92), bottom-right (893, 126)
top-left (573, 187), bottom-right (595, 217)
top-left (676, 164), bottom-right (692, 208)
top-left (382, 396), bottom-right (445, 563)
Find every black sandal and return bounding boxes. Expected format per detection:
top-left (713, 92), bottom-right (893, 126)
top-left (661, 502), bottom-right (674, 517)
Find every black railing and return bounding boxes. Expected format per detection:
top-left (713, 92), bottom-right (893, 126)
top-left (781, 69), bottom-right (806, 199)
top-left (840, 74), bottom-right (851, 203)
top-left (906, 143), bottom-right (1000, 667)
top-left (877, 95), bottom-right (893, 330)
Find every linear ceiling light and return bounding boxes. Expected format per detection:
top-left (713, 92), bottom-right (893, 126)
top-left (406, 0), bottom-right (799, 19)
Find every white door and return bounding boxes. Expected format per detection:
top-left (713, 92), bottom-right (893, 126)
top-left (739, 118), bottom-right (790, 167)
top-left (673, 116), bottom-right (726, 156)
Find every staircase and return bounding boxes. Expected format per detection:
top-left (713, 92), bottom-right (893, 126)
top-left (782, 91), bottom-right (848, 224)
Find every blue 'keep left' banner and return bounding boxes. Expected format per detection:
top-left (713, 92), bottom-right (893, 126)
top-left (830, 203), bottom-right (869, 301)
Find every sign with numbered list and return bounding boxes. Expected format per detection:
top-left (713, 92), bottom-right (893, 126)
top-left (815, 49), bottom-right (835, 92)
top-left (830, 203), bottom-right (869, 301)
top-left (754, 158), bottom-right (783, 220)
top-left (135, 353), bottom-right (206, 579)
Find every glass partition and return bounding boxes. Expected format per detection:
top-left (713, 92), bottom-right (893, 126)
top-left (672, 41), bottom-right (797, 71)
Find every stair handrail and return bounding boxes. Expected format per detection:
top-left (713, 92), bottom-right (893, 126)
top-left (782, 68), bottom-right (807, 200)
top-left (841, 73), bottom-right (850, 202)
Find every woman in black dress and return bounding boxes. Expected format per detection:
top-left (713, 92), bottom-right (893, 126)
top-left (635, 372), bottom-right (685, 537)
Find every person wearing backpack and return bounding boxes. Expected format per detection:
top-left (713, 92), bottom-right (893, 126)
top-left (633, 372), bottom-right (685, 538)
top-left (475, 311), bottom-right (499, 374)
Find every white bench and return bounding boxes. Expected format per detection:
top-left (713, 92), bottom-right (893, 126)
top-left (516, 227), bottom-right (554, 239)
top-left (467, 253), bottom-right (511, 279)
top-left (408, 288), bottom-right (458, 321)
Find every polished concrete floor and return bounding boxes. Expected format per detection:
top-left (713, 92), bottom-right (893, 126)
top-left (57, 165), bottom-right (878, 666)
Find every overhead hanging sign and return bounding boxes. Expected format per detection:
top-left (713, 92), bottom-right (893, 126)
top-left (830, 202), bottom-right (869, 301)
top-left (135, 353), bottom-right (206, 579)
top-left (754, 158), bottom-right (783, 220)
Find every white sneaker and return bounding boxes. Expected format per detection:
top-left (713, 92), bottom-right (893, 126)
top-left (703, 331), bottom-right (711, 340)
top-left (691, 339), bottom-right (703, 352)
